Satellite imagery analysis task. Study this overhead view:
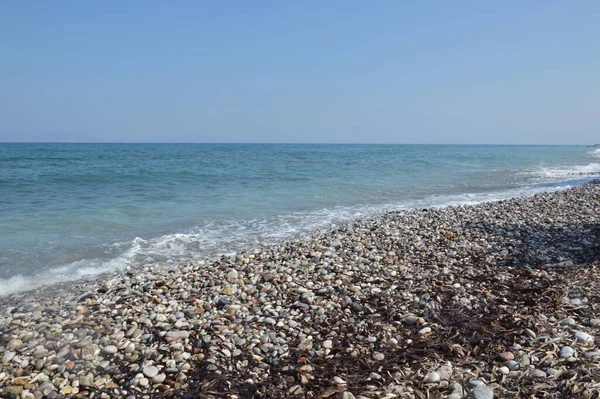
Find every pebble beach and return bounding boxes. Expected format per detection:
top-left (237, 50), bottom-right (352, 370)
top-left (1, 183), bottom-right (599, 399)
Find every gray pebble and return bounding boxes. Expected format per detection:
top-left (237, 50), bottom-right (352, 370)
top-left (471, 386), bottom-right (494, 399)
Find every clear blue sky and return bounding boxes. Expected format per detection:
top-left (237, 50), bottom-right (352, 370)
top-left (1, 1), bottom-right (598, 144)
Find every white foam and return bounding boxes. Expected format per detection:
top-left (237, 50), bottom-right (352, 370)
top-left (589, 148), bottom-right (600, 158)
top-left (525, 163), bottom-right (600, 181)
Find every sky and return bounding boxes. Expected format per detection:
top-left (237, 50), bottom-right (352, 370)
top-left (1, 1), bottom-right (599, 144)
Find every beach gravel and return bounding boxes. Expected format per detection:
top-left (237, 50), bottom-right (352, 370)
top-left (1, 182), bottom-right (600, 398)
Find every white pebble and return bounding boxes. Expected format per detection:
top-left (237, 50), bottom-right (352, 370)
top-left (575, 331), bottom-right (593, 343)
top-left (423, 371), bottom-right (440, 383)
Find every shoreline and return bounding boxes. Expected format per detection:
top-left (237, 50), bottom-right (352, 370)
top-left (1, 183), bottom-right (599, 398)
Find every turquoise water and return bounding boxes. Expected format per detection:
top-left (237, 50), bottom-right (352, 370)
top-left (1, 143), bottom-right (599, 295)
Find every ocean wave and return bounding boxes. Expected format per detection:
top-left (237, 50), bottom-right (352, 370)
top-left (0, 179), bottom-right (587, 297)
top-left (525, 163), bottom-right (600, 181)
top-left (589, 149), bottom-right (600, 158)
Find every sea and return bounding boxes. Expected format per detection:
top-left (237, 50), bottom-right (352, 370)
top-left (1, 143), bottom-right (599, 296)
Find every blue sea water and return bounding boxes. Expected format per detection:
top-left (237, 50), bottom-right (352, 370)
top-left (1, 143), bottom-right (599, 296)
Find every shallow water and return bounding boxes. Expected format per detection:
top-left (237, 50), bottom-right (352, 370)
top-left (1, 143), bottom-right (598, 295)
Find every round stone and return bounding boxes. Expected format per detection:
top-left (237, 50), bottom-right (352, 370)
top-left (165, 331), bottom-right (189, 339)
top-left (418, 327), bottom-right (432, 335)
top-left (423, 371), bottom-right (440, 383)
top-left (470, 386), bottom-right (493, 399)
top-left (102, 345), bottom-right (117, 355)
top-left (373, 352), bottom-right (385, 361)
top-left (498, 351), bottom-right (514, 362)
top-left (561, 317), bottom-right (576, 326)
top-left (2, 351), bottom-right (16, 363)
top-left (575, 331), bottom-right (593, 343)
top-left (322, 340), bottom-right (333, 349)
top-left (143, 366), bottom-right (159, 378)
top-left (559, 346), bottom-right (575, 358)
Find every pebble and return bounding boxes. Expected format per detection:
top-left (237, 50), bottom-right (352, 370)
top-left (418, 327), bottom-right (432, 335)
top-left (498, 351), bottom-right (514, 362)
top-left (531, 369), bottom-right (546, 379)
top-left (575, 331), bottom-right (593, 343)
top-left (470, 386), bottom-right (494, 399)
top-left (584, 351), bottom-right (600, 359)
top-left (165, 331), bottom-right (189, 339)
top-left (424, 371), bottom-right (440, 383)
top-left (102, 345), bottom-right (118, 355)
top-left (559, 346), bottom-right (575, 358)
top-left (2, 351), bottom-right (16, 363)
top-left (79, 375), bottom-right (93, 387)
top-left (372, 352), bottom-right (385, 361)
top-left (142, 366), bottom-right (159, 378)
top-left (322, 340), bottom-right (333, 349)
top-left (333, 377), bottom-right (347, 385)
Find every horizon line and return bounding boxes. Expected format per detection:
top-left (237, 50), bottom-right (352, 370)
top-left (0, 141), bottom-right (594, 146)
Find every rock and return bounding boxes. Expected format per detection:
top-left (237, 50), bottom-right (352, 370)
top-left (449, 382), bottom-right (463, 395)
top-left (101, 345), bottom-right (117, 355)
top-left (423, 371), bottom-right (440, 383)
top-left (506, 360), bottom-right (519, 369)
top-left (7, 339), bottom-right (23, 350)
top-left (437, 363), bottom-right (453, 380)
top-left (2, 351), bottom-right (16, 363)
top-left (322, 340), bottom-right (333, 349)
top-left (531, 369), bottom-right (546, 379)
top-left (575, 331), bottom-right (593, 343)
top-left (138, 377), bottom-right (149, 387)
top-left (341, 392), bottom-right (356, 399)
top-left (498, 366), bottom-right (510, 375)
top-left (298, 339), bottom-right (313, 352)
top-left (471, 386), bottom-right (494, 399)
top-left (584, 351), bottom-right (600, 359)
top-left (559, 346), bottom-right (575, 358)
top-left (418, 327), bottom-right (432, 335)
top-left (498, 351), bottom-right (514, 362)
top-left (143, 366), bottom-right (159, 378)
top-left (469, 380), bottom-right (485, 387)
top-left (165, 331), bottom-right (189, 339)
top-left (59, 386), bottom-right (73, 395)
top-left (561, 317), bottom-right (576, 326)
top-left (333, 376), bottom-right (347, 384)
top-left (79, 375), bottom-right (94, 387)
top-left (372, 352), bottom-right (384, 361)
